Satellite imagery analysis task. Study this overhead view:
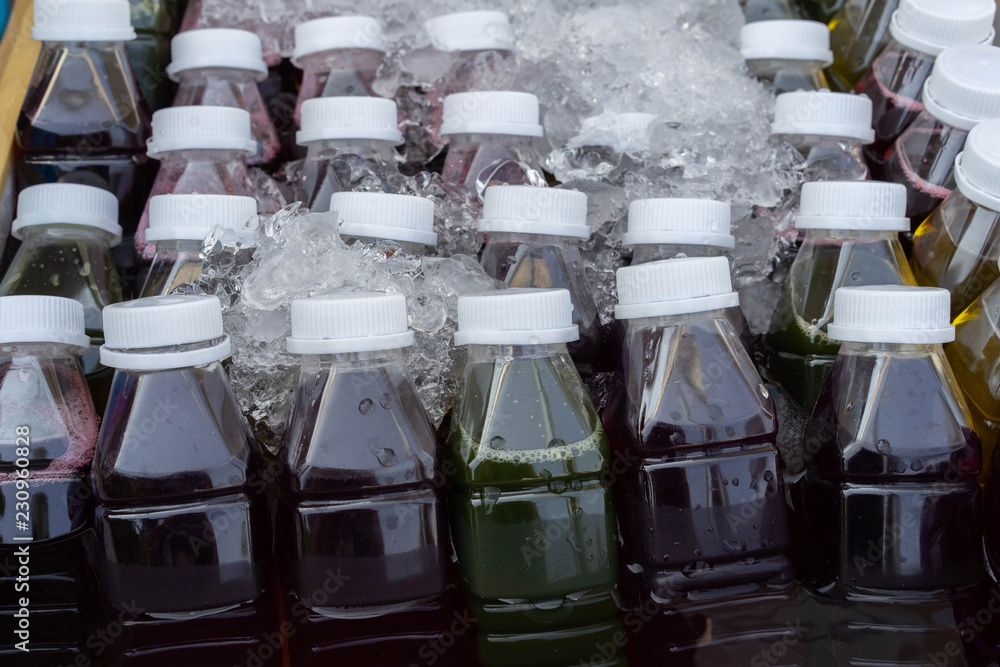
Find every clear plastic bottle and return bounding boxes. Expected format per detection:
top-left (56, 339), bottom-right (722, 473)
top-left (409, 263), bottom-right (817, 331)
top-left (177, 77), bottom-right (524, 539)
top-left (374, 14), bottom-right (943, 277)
top-left (0, 184), bottom-right (123, 415)
top-left (478, 186), bottom-right (602, 376)
top-left (125, 0), bottom-right (175, 112)
top-left (140, 194), bottom-right (258, 298)
top-left (766, 181), bottom-right (915, 410)
top-left (793, 285), bottom-right (982, 665)
top-left (330, 192), bottom-right (437, 255)
top-left (827, 0), bottom-right (901, 92)
top-left (740, 20), bottom-right (833, 93)
top-left (883, 44), bottom-right (1000, 228)
top-left (167, 28), bottom-right (280, 166)
top-left (604, 257), bottom-right (802, 665)
top-left (0, 296), bottom-right (100, 665)
top-left (445, 288), bottom-right (623, 667)
top-left (911, 119), bottom-right (1000, 318)
top-left (855, 0), bottom-right (997, 179)
top-left (91, 294), bottom-right (277, 666)
top-left (439, 91), bottom-right (547, 198)
top-left (295, 97), bottom-right (405, 212)
top-left (278, 293), bottom-right (458, 666)
top-left (16, 0), bottom-right (153, 237)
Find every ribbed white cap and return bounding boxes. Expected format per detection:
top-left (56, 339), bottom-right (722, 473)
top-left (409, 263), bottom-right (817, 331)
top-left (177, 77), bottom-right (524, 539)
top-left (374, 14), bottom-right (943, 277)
top-left (827, 286), bottom-right (954, 344)
top-left (32, 0), bottom-right (135, 42)
top-left (771, 91), bottom-right (875, 143)
top-left (101, 295), bottom-right (231, 370)
top-left (890, 0), bottom-right (996, 57)
top-left (922, 45), bottom-right (1000, 130)
top-left (954, 118), bottom-right (1000, 212)
top-left (740, 20), bottom-right (833, 64)
top-left (287, 292), bottom-right (414, 354)
top-left (578, 112), bottom-right (659, 152)
top-left (479, 186), bottom-right (589, 238)
top-left (331, 192), bottom-right (437, 247)
top-left (296, 97), bottom-right (404, 145)
top-left (795, 181), bottom-right (910, 231)
top-left (147, 194), bottom-right (258, 242)
top-left (293, 16), bottom-right (386, 62)
top-left (147, 106), bottom-right (257, 158)
top-left (623, 198), bottom-right (734, 249)
top-left (425, 11), bottom-right (515, 53)
top-left (615, 257), bottom-right (739, 320)
top-left (454, 288), bottom-right (579, 346)
top-left (0, 296), bottom-right (90, 352)
top-left (167, 29), bottom-right (268, 81)
top-left (440, 91), bottom-right (544, 137)
top-left (13, 183), bottom-right (122, 243)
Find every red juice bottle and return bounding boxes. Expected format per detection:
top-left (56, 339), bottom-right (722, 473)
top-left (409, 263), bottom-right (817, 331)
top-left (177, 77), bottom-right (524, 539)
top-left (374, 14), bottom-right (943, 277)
top-left (330, 192), bottom-right (437, 255)
top-left (277, 292), bottom-right (458, 666)
top-left (91, 294), bottom-right (279, 665)
top-left (0, 296), bottom-right (100, 665)
top-left (740, 20), bottom-right (833, 94)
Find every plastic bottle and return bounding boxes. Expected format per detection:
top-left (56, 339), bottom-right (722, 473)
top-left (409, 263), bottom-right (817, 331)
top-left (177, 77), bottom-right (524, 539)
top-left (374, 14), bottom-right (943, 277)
top-left (0, 183), bottom-right (123, 415)
top-left (740, 20), bottom-right (833, 93)
top-left (827, 0), bottom-right (901, 93)
top-left (278, 292), bottom-right (457, 666)
top-left (16, 0), bottom-right (153, 236)
top-left (0, 296), bottom-right (100, 665)
top-left (911, 119), bottom-right (1000, 318)
top-left (882, 44), bottom-right (1000, 228)
top-left (766, 181), bottom-right (914, 410)
top-left (91, 294), bottom-right (277, 665)
top-left (445, 288), bottom-right (622, 667)
top-left (295, 97), bottom-right (405, 212)
top-left (478, 186), bottom-right (602, 376)
top-left (140, 194), bottom-right (258, 298)
top-left (439, 91), bottom-right (547, 197)
top-left (167, 28), bottom-right (280, 166)
top-left (330, 192), bottom-right (437, 254)
top-left (855, 0), bottom-right (997, 179)
top-left (793, 285), bottom-right (982, 665)
top-left (125, 0), bottom-right (177, 112)
top-left (603, 257), bottom-right (801, 665)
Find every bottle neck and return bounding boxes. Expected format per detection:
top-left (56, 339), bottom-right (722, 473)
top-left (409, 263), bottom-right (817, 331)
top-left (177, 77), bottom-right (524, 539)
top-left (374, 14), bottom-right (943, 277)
top-left (746, 57), bottom-right (825, 77)
top-left (304, 139), bottom-right (398, 161)
top-left (630, 244), bottom-right (725, 263)
top-left (297, 347), bottom-right (408, 370)
top-left (839, 341), bottom-right (943, 356)
top-left (41, 40), bottom-right (128, 53)
top-left (298, 49), bottom-right (382, 75)
top-left (448, 133), bottom-right (537, 148)
top-left (152, 239), bottom-right (205, 254)
top-left (0, 342), bottom-right (83, 362)
top-left (159, 149), bottom-right (248, 165)
top-left (802, 228), bottom-right (901, 241)
top-left (176, 68), bottom-right (259, 84)
top-left (621, 307), bottom-right (729, 331)
top-left (465, 342), bottom-right (571, 363)
top-left (20, 224), bottom-right (116, 246)
top-left (485, 231), bottom-right (578, 247)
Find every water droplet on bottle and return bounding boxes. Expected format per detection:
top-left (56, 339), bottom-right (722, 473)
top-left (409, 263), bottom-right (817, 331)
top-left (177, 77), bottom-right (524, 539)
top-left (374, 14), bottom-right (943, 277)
top-left (481, 487), bottom-right (501, 515)
top-left (540, 469), bottom-right (552, 480)
top-left (846, 401), bottom-right (854, 411)
top-left (669, 432), bottom-right (684, 446)
top-left (17, 368), bottom-right (30, 382)
top-left (669, 411), bottom-right (682, 420)
top-left (876, 439), bottom-right (892, 455)
top-left (379, 393), bottom-right (392, 409)
top-left (674, 541), bottom-right (681, 547)
top-left (763, 470), bottom-right (774, 482)
top-left (723, 540), bottom-right (747, 555)
top-left (705, 527), bottom-right (714, 533)
top-left (359, 399), bottom-right (375, 415)
top-left (549, 438), bottom-right (566, 449)
top-left (489, 436), bottom-right (506, 450)
top-left (384, 515), bottom-right (398, 530)
top-left (722, 477), bottom-right (729, 485)
top-left (694, 549), bottom-right (702, 557)
top-left (586, 538), bottom-right (593, 546)
top-left (732, 478), bottom-right (739, 486)
top-left (752, 523), bottom-right (759, 529)
top-left (587, 555), bottom-right (594, 562)
top-left (851, 271), bottom-right (861, 281)
top-left (548, 479), bottom-right (567, 494)
top-left (706, 403), bottom-right (724, 422)
top-left (375, 448), bottom-right (396, 467)
top-left (574, 507), bottom-right (584, 517)
top-left (911, 458), bottom-right (924, 471)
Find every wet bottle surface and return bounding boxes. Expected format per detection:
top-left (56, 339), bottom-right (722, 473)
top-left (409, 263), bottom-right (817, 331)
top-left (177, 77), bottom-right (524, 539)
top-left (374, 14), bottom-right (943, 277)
top-left (740, 20), bottom-right (833, 94)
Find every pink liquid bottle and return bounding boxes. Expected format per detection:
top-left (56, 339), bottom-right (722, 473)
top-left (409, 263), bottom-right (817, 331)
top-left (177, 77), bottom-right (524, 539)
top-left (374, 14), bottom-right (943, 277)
top-left (855, 0), bottom-right (996, 179)
top-left (16, 0), bottom-right (153, 237)
top-left (603, 257), bottom-right (803, 665)
top-left (883, 44), bottom-right (1000, 231)
top-left (277, 292), bottom-right (459, 666)
top-left (91, 294), bottom-right (279, 665)
top-left (793, 286), bottom-right (983, 665)
top-left (740, 20), bottom-right (833, 94)
top-left (295, 97), bottom-right (405, 213)
top-left (167, 28), bottom-right (281, 167)
top-left (330, 192), bottom-right (437, 255)
top-left (440, 92), bottom-right (547, 198)
top-left (0, 296), bottom-right (100, 666)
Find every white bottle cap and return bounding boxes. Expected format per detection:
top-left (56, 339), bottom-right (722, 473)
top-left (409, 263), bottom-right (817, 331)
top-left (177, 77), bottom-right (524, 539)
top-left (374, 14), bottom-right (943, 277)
top-left (101, 295), bottom-right (231, 370)
top-left (954, 118), bottom-right (1000, 212)
top-left (890, 0), bottom-right (996, 57)
top-left (287, 292), bottom-right (414, 354)
top-left (147, 106), bottom-right (257, 158)
top-left (922, 45), bottom-right (1000, 131)
top-left (454, 288), bottom-right (579, 346)
top-left (13, 183), bottom-right (123, 244)
top-left (771, 91), bottom-right (875, 143)
top-left (740, 20), bottom-right (833, 65)
top-left (827, 286), bottom-right (954, 344)
top-left (32, 0), bottom-right (136, 42)
top-left (425, 11), bottom-right (515, 53)
top-left (293, 15), bottom-right (386, 63)
top-left (440, 91), bottom-right (544, 137)
top-left (167, 29), bottom-right (269, 81)
top-left (147, 194), bottom-right (258, 242)
top-left (578, 112), bottom-right (659, 152)
top-left (0, 296), bottom-right (90, 353)
top-left (622, 198), bottom-right (734, 249)
top-left (795, 181), bottom-right (910, 231)
top-left (615, 257), bottom-right (738, 320)
top-left (479, 186), bottom-right (588, 238)
top-left (331, 192), bottom-right (437, 247)
top-left (296, 97), bottom-right (404, 145)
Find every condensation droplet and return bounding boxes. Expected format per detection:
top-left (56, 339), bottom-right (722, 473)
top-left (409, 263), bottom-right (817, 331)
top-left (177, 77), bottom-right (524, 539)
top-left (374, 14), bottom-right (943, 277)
top-left (376, 448), bottom-right (396, 467)
top-left (490, 436), bottom-right (506, 450)
top-left (851, 272), bottom-right (861, 281)
top-left (359, 399), bottom-right (375, 415)
top-left (876, 439), bottom-right (892, 455)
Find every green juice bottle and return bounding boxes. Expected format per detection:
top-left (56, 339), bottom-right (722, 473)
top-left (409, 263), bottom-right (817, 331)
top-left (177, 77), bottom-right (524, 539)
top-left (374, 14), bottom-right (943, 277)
top-left (445, 288), bottom-right (625, 667)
